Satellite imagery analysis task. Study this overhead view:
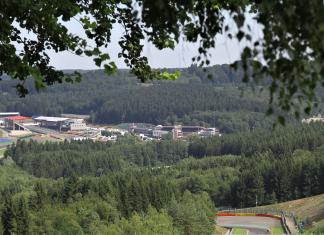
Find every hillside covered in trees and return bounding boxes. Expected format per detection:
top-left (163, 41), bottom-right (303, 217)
top-left (0, 0), bottom-right (323, 233)
top-left (0, 64), bottom-right (279, 133)
top-left (1, 123), bottom-right (324, 234)
top-left (1, 65), bottom-right (324, 234)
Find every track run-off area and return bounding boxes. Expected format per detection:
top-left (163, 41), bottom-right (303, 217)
top-left (216, 212), bottom-right (289, 235)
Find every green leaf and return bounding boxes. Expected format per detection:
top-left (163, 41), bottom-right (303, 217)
top-left (29, 67), bottom-right (45, 91)
top-left (92, 48), bottom-right (100, 56)
top-left (159, 70), bottom-right (181, 80)
top-left (84, 50), bottom-right (93, 56)
top-left (94, 58), bottom-right (102, 67)
top-left (237, 31), bottom-right (244, 41)
top-left (104, 62), bottom-right (117, 76)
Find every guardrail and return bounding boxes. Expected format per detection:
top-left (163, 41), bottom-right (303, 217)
top-left (217, 207), bottom-right (295, 217)
top-left (282, 215), bottom-right (291, 234)
top-left (217, 212), bottom-right (281, 219)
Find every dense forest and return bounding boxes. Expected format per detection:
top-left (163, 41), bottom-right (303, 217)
top-left (5, 124), bottom-right (324, 177)
top-left (0, 64), bottom-right (279, 133)
top-left (1, 123), bottom-right (324, 234)
top-left (1, 65), bottom-right (324, 234)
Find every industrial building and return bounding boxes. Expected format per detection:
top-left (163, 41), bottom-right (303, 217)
top-left (33, 116), bottom-right (70, 131)
top-left (61, 118), bottom-right (87, 131)
top-left (33, 116), bottom-right (87, 131)
top-left (0, 112), bottom-right (20, 117)
top-left (130, 126), bottom-right (153, 137)
top-left (104, 127), bottom-right (128, 136)
top-left (153, 125), bottom-right (183, 139)
top-left (153, 125), bottom-right (219, 139)
top-left (152, 126), bottom-right (169, 138)
top-left (4, 116), bottom-right (33, 131)
top-left (132, 124), bottom-right (220, 140)
top-left (61, 113), bottom-right (90, 120)
top-left (0, 112), bottom-right (20, 127)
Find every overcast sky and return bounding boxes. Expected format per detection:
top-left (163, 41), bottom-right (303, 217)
top-left (45, 12), bottom-right (262, 70)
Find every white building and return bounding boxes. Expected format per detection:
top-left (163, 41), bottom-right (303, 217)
top-left (69, 122), bottom-right (87, 131)
top-left (152, 129), bottom-right (169, 138)
top-left (64, 119), bottom-right (87, 131)
top-left (302, 114), bottom-right (324, 124)
top-left (105, 127), bottom-right (128, 136)
top-left (72, 136), bottom-right (88, 141)
top-left (33, 116), bottom-right (87, 131)
top-left (198, 128), bottom-right (220, 137)
top-left (0, 112), bottom-right (20, 117)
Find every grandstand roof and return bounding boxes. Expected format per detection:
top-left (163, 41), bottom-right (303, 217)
top-left (0, 112), bottom-right (20, 117)
top-left (33, 116), bottom-right (69, 122)
top-left (5, 116), bottom-right (30, 121)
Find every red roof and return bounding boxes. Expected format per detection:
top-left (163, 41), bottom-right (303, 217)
top-left (5, 116), bottom-right (30, 121)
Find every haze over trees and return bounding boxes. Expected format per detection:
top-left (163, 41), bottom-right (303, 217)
top-left (0, 65), bottom-right (303, 131)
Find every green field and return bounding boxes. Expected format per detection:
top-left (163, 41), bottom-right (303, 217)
top-left (306, 219), bottom-right (324, 234)
top-left (260, 194), bottom-right (324, 219)
top-left (231, 228), bottom-right (247, 235)
top-left (214, 225), bottom-right (228, 235)
top-left (271, 226), bottom-right (285, 235)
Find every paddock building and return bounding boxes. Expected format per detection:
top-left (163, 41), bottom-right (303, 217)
top-left (0, 112), bottom-right (20, 127)
top-left (33, 116), bottom-right (87, 131)
top-left (4, 116), bottom-right (32, 131)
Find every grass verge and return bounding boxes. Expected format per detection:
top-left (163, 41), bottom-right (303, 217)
top-left (231, 228), bottom-right (246, 235)
top-left (260, 194), bottom-right (324, 233)
top-left (214, 225), bottom-right (228, 235)
top-left (271, 226), bottom-right (285, 235)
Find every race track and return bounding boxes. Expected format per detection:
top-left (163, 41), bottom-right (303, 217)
top-left (216, 216), bottom-right (283, 235)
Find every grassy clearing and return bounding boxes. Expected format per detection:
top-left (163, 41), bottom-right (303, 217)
top-left (260, 194), bottom-right (324, 233)
top-left (231, 228), bottom-right (246, 235)
top-left (260, 194), bottom-right (324, 221)
top-left (305, 219), bottom-right (324, 234)
top-left (214, 225), bottom-right (228, 235)
top-left (271, 226), bottom-right (285, 235)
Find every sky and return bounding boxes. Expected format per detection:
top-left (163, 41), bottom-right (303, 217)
top-left (45, 12), bottom-right (262, 70)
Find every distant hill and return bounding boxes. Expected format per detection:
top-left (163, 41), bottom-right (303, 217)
top-left (0, 64), bottom-right (279, 132)
top-left (0, 63), bottom-right (247, 86)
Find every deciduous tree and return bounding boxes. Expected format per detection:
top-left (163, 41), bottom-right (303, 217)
top-left (0, 0), bottom-right (323, 117)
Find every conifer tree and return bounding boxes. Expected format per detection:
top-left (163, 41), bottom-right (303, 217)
top-left (31, 181), bottom-right (46, 210)
top-left (16, 197), bottom-right (30, 235)
top-left (1, 198), bottom-right (15, 235)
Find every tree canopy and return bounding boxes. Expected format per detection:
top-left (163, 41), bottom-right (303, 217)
top-left (0, 0), bottom-right (323, 116)
top-left (1, 123), bottom-right (324, 234)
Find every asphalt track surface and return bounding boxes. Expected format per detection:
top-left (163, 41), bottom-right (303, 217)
top-left (248, 228), bottom-right (270, 235)
top-left (216, 216), bottom-right (283, 235)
